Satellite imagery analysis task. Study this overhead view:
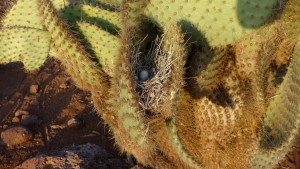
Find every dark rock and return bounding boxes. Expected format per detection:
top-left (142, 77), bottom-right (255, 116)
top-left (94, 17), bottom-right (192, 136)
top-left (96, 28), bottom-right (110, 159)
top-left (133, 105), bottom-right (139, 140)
top-left (15, 143), bottom-right (130, 169)
top-left (21, 115), bottom-right (42, 126)
top-left (30, 99), bottom-right (39, 106)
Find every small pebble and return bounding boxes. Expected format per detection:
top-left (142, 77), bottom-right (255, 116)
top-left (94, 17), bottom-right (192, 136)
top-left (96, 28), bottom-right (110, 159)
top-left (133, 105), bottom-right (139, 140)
top-left (21, 115), bottom-right (42, 126)
top-left (67, 118), bottom-right (83, 128)
top-left (15, 110), bottom-right (30, 117)
top-left (29, 85), bottom-right (39, 94)
top-left (12, 117), bottom-right (20, 123)
top-left (0, 127), bottom-right (32, 147)
top-left (139, 70), bottom-right (149, 81)
top-left (31, 99), bottom-right (39, 106)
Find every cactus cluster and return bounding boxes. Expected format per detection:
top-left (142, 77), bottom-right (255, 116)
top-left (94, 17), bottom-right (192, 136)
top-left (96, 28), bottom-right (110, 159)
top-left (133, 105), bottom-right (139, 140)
top-left (0, 0), bottom-right (299, 168)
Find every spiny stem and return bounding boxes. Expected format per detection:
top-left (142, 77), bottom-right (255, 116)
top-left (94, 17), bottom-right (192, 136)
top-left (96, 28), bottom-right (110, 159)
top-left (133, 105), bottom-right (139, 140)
top-left (37, 0), bottom-right (115, 126)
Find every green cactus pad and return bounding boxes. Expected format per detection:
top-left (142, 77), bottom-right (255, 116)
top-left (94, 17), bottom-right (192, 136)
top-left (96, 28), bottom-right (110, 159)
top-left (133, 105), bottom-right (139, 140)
top-left (159, 24), bottom-right (187, 118)
top-left (111, 50), bottom-right (148, 146)
top-left (2, 0), bottom-right (44, 29)
top-left (145, 0), bottom-right (278, 46)
top-left (280, 0), bottom-right (300, 38)
top-left (0, 27), bottom-right (51, 71)
top-left (38, 0), bottom-right (111, 104)
top-left (235, 35), bottom-right (261, 78)
top-left (123, 0), bottom-right (149, 26)
top-left (251, 39), bottom-right (300, 169)
top-left (77, 21), bottom-right (121, 77)
top-left (80, 5), bottom-right (121, 27)
top-left (109, 22), bottom-right (152, 147)
top-left (0, 1), bottom-right (16, 28)
top-left (37, 0), bottom-right (117, 127)
top-left (192, 47), bottom-right (227, 91)
top-left (98, 0), bottom-right (121, 7)
top-left (161, 24), bottom-right (202, 168)
top-left (60, 4), bottom-right (122, 34)
top-left (50, 0), bottom-right (72, 10)
top-left (167, 112), bottom-right (203, 169)
top-left (115, 76), bottom-right (147, 145)
top-left (235, 23), bottom-right (283, 78)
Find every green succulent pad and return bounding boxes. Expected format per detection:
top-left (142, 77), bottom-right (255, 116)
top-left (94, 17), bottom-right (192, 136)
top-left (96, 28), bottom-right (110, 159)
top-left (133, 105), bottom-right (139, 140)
top-left (77, 21), bottom-right (121, 76)
top-left (98, 0), bottom-right (121, 7)
top-left (2, 0), bottom-right (44, 29)
top-left (51, 0), bottom-right (72, 10)
top-left (126, 0), bottom-right (149, 25)
top-left (110, 27), bottom-right (149, 147)
top-left (60, 4), bottom-right (122, 34)
top-left (192, 47), bottom-right (227, 91)
top-left (167, 116), bottom-right (203, 169)
top-left (279, 0), bottom-right (300, 38)
top-left (145, 0), bottom-right (278, 46)
top-left (0, 27), bottom-right (51, 71)
top-left (1, 0), bottom-right (73, 28)
top-left (115, 75), bottom-right (147, 145)
top-left (251, 39), bottom-right (300, 169)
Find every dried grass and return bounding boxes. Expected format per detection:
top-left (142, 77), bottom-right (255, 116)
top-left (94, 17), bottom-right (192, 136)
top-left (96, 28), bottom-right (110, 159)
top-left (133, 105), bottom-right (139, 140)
top-left (130, 35), bottom-right (174, 113)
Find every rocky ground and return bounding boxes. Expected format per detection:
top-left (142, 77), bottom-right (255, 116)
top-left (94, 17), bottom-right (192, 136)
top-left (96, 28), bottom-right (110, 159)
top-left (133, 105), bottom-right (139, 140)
top-left (0, 59), bottom-right (299, 169)
top-left (0, 59), bottom-right (134, 169)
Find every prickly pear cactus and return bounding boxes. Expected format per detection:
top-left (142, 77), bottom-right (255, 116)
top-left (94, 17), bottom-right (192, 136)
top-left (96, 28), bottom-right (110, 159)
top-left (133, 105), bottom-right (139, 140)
top-left (0, 0), bottom-right (299, 168)
top-left (0, 27), bottom-right (51, 71)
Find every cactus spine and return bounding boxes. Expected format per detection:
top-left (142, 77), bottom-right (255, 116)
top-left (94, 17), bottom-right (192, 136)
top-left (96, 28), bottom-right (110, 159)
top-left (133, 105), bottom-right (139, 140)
top-left (77, 21), bottom-right (121, 76)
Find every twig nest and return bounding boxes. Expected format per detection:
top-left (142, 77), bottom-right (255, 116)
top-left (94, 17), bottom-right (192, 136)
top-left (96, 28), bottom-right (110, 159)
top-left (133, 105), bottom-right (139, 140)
top-left (139, 70), bottom-right (149, 81)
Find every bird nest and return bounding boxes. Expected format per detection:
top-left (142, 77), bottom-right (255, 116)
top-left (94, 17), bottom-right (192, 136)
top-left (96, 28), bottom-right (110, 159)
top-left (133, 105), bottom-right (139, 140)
top-left (130, 35), bottom-right (174, 113)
